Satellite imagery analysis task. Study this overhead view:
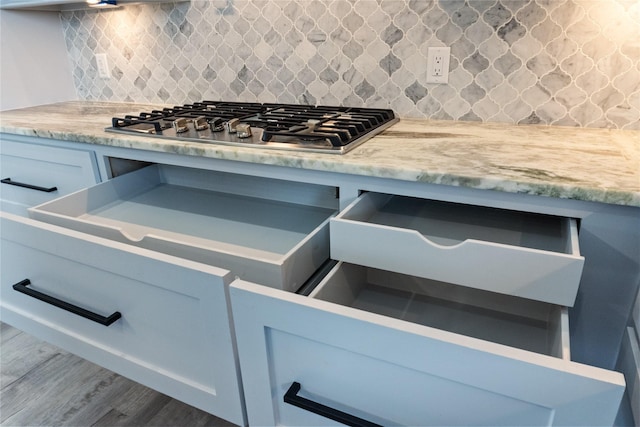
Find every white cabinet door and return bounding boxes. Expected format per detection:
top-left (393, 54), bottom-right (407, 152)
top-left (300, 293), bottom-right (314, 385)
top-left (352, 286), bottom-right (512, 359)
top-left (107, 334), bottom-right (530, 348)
top-left (230, 278), bottom-right (624, 427)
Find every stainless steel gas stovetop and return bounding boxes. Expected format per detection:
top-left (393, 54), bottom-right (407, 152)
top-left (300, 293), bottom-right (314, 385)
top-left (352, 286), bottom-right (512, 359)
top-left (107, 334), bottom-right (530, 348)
top-left (107, 101), bottom-right (398, 154)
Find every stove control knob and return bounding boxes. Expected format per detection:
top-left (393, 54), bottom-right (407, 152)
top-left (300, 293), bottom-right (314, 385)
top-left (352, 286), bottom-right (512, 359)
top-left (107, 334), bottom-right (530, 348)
top-left (193, 116), bottom-right (209, 131)
top-left (236, 123), bottom-right (252, 138)
top-left (172, 118), bottom-right (189, 133)
top-left (208, 117), bottom-right (225, 132)
top-left (226, 118), bottom-right (239, 133)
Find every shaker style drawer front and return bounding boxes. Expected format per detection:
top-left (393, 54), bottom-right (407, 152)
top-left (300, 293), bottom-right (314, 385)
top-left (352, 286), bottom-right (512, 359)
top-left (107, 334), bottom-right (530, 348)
top-left (0, 213), bottom-right (245, 426)
top-left (331, 193), bottom-right (584, 306)
top-left (230, 264), bottom-right (624, 427)
top-left (28, 164), bottom-right (337, 292)
top-left (0, 139), bottom-right (99, 215)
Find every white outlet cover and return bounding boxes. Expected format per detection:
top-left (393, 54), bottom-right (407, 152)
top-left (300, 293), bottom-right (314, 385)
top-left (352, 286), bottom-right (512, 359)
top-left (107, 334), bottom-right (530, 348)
top-left (427, 47), bottom-right (451, 84)
top-left (96, 53), bottom-right (110, 79)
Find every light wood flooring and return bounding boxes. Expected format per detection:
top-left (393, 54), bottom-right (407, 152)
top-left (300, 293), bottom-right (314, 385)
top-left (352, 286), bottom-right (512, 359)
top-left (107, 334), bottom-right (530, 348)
top-left (0, 322), bottom-right (238, 427)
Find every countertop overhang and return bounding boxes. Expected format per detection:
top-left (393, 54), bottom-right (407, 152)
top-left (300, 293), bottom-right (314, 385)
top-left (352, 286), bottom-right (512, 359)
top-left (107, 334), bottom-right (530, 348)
top-left (1, 101), bottom-right (638, 207)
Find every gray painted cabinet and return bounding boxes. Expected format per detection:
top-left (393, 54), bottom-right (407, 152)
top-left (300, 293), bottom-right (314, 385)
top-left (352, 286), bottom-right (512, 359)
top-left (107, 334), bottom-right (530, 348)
top-left (1, 134), bottom-right (638, 426)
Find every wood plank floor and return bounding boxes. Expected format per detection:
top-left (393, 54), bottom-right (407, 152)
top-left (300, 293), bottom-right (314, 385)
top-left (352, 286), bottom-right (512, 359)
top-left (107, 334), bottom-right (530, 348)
top-left (0, 323), bottom-right (238, 427)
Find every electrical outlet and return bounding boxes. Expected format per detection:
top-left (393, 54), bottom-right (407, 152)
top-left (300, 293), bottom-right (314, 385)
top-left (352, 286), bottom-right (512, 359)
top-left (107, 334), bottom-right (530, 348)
top-left (426, 47), bottom-right (450, 84)
top-left (96, 53), bottom-right (110, 79)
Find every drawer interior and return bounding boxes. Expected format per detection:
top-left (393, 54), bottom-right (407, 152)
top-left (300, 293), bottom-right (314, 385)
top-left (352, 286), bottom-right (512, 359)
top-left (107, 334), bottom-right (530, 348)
top-left (29, 164), bottom-right (338, 290)
top-left (350, 194), bottom-right (576, 254)
top-left (31, 164), bottom-right (336, 257)
top-left (76, 182), bottom-right (329, 255)
top-left (311, 263), bottom-right (569, 359)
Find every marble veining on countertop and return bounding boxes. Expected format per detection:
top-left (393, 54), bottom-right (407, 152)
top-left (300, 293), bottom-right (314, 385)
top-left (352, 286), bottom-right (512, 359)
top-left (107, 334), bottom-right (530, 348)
top-left (1, 101), bottom-right (638, 206)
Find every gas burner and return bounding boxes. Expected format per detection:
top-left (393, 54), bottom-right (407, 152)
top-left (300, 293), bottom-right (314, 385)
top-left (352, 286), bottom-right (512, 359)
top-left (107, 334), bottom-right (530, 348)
top-left (107, 102), bottom-right (398, 154)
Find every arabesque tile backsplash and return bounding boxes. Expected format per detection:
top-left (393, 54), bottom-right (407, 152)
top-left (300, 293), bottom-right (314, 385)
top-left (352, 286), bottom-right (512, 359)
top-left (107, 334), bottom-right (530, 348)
top-left (61, 0), bottom-right (639, 129)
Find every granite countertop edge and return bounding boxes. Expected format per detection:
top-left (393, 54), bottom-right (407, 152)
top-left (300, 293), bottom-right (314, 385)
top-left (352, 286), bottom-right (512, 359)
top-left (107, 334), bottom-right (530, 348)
top-left (1, 101), bottom-right (639, 207)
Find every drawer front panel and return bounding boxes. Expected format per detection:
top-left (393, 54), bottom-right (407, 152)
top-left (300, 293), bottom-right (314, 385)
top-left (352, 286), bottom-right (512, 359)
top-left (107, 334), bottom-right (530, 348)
top-left (331, 193), bottom-right (584, 306)
top-left (267, 329), bottom-right (554, 426)
top-left (0, 140), bottom-right (99, 215)
top-left (0, 213), bottom-right (245, 426)
top-left (231, 279), bottom-right (624, 427)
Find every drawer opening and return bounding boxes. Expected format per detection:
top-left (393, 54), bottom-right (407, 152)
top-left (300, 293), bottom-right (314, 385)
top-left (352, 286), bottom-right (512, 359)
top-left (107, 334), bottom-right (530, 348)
top-left (351, 194), bottom-right (577, 254)
top-left (311, 263), bottom-right (570, 359)
top-left (28, 164), bottom-right (337, 290)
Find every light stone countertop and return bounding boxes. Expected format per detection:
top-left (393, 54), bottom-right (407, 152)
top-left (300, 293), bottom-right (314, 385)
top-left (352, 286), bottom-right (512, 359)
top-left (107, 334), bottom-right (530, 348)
top-left (1, 101), bottom-right (639, 207)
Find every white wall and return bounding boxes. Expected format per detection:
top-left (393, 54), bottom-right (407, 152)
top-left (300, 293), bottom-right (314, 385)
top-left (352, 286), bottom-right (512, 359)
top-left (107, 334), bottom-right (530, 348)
top-left (0, 9), bottom-right (76, 111)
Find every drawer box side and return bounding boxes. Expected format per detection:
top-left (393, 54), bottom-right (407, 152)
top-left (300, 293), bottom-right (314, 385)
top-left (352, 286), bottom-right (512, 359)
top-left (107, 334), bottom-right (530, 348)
top-left (27, 164), bottom-right (160, 219)
top-left (157, 163), bottom-right (338, 209)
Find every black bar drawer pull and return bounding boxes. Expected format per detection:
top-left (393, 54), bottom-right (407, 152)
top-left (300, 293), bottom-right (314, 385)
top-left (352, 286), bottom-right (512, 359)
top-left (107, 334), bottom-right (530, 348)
top-left (284, 381), bottom-right (382, 427)
top-left (1, 177), bottom-right (58, 193)
top-left (12, 279), bottom-right (121, 326)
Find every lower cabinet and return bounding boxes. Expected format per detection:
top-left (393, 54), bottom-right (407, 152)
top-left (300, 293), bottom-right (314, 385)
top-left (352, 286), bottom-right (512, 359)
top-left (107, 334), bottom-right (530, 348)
top-left (0, 158), bottom-right (629, 426)
top-left (230, 266), bottom-right (625, 427)
top-left (0, 163), bottom-right (338, 426)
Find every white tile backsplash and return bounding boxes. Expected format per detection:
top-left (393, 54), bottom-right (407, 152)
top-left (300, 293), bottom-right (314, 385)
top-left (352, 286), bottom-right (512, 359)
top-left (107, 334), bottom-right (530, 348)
top-left (61, 0), bottom-right (640, 129)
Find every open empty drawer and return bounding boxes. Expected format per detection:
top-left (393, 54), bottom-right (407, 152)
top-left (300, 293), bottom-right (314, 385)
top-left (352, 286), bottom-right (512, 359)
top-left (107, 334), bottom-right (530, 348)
top-left (313, 263), bottom-right (570, 358)
top-left (230, 262), bottom-right (625, 427)
top-left (28, 164), bottom-right (337, 291)
top-left (331, 193), bottom-right (584, 306)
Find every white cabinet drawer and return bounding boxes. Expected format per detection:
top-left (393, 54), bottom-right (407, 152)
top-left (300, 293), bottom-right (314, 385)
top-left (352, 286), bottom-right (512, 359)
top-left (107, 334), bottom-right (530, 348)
top-left (331, 193), bottom-right (584, 306)
top-left (618, 327), bottom-right (640, 425)
top-left (230, 263), bottom-right (625, 427)
top-left (29, 164), bottom-right (337, 291)
top-left (0, 213), bottom-right (245, 425)
top-left (633, 290), bottom-right (640, 337)
top-left (0, 139), bottom-right (99, 216)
